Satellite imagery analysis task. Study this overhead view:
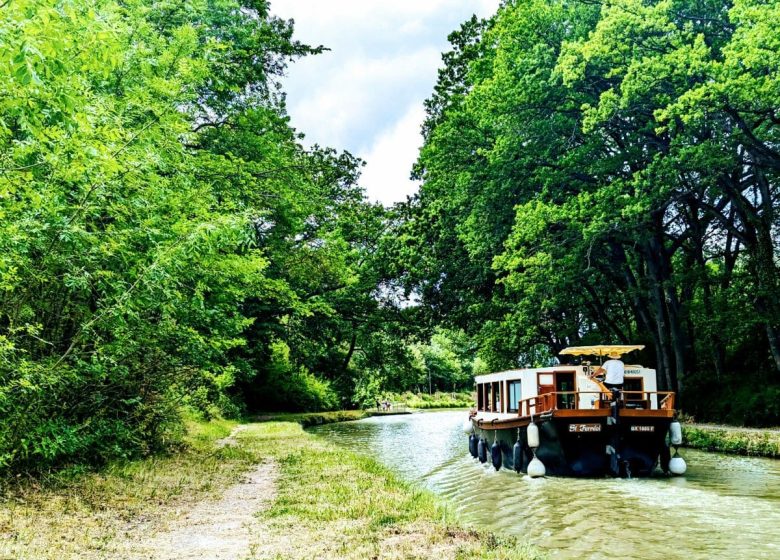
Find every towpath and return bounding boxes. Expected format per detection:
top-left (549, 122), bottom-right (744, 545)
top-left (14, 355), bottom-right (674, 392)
top-left (123, 425), bottom-right (278, 560)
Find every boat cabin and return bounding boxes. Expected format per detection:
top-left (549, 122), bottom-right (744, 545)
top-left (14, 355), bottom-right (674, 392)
top-left (474, 363), bottom-right (673, 420)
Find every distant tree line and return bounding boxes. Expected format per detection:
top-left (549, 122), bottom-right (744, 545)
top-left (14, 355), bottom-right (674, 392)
top-left (388, 0), bottom-right (780, 426)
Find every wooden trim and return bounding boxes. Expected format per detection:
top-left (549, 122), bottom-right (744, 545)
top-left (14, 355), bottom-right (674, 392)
top-left (619, 409), bottom-right (675, 418)
top-left (476, 417), bottom-right (533, 430)
top-left (551, 409), bottom-right (611, 418)
top-left (474, 407), bottom-right (673, 430)
top-left (536, 371), bottom-right (554, 392)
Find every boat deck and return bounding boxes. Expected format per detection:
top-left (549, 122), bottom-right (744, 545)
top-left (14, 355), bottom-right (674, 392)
top-left (472, 390), bottom-right (675, 430)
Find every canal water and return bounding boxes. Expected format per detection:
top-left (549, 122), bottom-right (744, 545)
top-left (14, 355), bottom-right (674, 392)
top-left (309, 410), bottom-right (780, 559)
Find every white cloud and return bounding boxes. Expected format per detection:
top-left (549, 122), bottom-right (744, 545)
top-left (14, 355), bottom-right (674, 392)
top-left (288, 48), bottom-right (441, 150)
top-left (360, 104), bottom-right (426, 206)
top-left (270, 0), bottom-right (501, 205)
top-left (273, 0), bottom-right (463, 26)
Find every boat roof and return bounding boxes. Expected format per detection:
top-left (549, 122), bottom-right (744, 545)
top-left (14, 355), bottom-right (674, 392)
top-left (559, 344), bottom-right (645, 357)
top-left (474, 363), bottom-right (653, 383)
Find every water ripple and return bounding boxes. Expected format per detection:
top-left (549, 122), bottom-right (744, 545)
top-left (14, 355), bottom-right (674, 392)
top-left (311, 411), bottom-right (780, 559)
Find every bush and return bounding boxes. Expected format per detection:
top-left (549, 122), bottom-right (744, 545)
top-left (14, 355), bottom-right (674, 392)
top-left (0, 359), bottom-right (182, 473)
top-left (682, 425), bottom-right (780, 457)
top-left (263, 341), bottom-right (339, 412)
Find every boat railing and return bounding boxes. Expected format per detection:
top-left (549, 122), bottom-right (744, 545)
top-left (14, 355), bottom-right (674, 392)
top-left (516, 390), bottom-right (675, 416)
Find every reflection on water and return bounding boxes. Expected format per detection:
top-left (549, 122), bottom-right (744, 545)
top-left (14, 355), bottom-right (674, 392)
top-left (310, 411), bottom-right (780, 559)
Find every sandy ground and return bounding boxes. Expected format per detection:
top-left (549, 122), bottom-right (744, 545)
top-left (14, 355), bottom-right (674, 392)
top-left (125, 426), bottom-right (278, 560)
top-left (216, 425), bottom-right (249, 447)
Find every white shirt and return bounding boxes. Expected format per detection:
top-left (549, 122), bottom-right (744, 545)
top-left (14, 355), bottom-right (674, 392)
top-left (603, 359), bottom-right (624, 384)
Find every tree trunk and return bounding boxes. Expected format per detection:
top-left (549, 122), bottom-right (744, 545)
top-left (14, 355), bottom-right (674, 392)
top-left (342, 327), bottom-right (358, 372)
top-left (719, 168), bottom-right (780, 375)
top-left (611, 242), bottom-right (671, 391)
top-left (643, 240), bottom-right (677, 393)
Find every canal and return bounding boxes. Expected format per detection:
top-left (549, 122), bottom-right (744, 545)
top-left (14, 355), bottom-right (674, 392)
top-left (310, 410), bottom-right (780, 559)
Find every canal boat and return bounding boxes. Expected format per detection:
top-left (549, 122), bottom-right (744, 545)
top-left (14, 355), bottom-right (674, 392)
top-left (465, 345), bottom-right (685, 477)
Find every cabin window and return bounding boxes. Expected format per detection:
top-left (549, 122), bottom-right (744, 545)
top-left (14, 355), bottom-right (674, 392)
top-left (556, 371), bottom-right (576, 409)
top-left (507, 381), bottom-right (522, 413)
top-left (624, 377), bottom-right (643, 394)
top-left (538, 373), bottom-right (554, 386)
top-left (491, 381), bottom-right (499, 412)
top-left (477, 384), bottom-right (484, 410)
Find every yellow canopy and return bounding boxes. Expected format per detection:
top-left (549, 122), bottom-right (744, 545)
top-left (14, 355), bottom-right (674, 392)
top-left (559, 345), bottom-right (645, 358)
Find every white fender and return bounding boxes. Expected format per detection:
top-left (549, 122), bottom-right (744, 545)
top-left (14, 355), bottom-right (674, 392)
top-left (669, 455), bottom-right (687, 475)
top-left (669, 421), bottom-right (683, 446)
top-left (462, 419), bottom-right (474, 434)
top-left (527, 422), bottom-right (540, 448)
top-left (527, 456), bottom-right (546, 478)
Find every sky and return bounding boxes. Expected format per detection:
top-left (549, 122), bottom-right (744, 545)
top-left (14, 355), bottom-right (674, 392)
top-left (270, 1), bottom-right (501, 206)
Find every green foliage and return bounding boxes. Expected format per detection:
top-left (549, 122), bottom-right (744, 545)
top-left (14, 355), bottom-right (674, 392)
top-left (348, 328), bottom-right (480, 407)
top-left (683, 383), bottom-right (780, 428)
top-left (0, 0), bottom-right (372, 473)
top-left (8, 0), bottom-right (780, 476)
top-left (385, 391), bottom-right (474, 410)
top-left (395, 0), bottom-right (780, 424)
top-left (262, 341), bottom-right (339, 412)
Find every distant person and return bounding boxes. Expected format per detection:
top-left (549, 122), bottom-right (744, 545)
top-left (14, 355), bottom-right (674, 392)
top-left (595, 352), bottom-right (625, 392)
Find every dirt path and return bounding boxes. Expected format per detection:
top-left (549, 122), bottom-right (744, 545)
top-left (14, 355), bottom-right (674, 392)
top-left (126, 426), bottom-right (278, 560)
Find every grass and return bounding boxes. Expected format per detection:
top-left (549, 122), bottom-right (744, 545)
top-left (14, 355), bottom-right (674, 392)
top-left (682, 424), bottom-right (780, 458)
top-left (252, 409), bottom-right (372, 426)
top-left (0, 414), bottom-right (542, 560)
top-left (0, 416), bottom-right (252, 559)
top-left (248, 421), bottom-right (542, 559)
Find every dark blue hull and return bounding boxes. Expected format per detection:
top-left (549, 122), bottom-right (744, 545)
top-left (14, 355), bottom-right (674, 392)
top-left (473, 414), bottom-right (673, 477)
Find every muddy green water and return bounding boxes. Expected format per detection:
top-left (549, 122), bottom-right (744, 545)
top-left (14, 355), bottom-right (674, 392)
top-left (310, 410), bottom-right (780, 559)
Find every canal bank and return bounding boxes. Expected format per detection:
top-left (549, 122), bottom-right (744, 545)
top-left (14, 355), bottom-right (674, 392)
top-left (0, 417), bottom-right (541, 560)
top-left (249, 421), bottom-right (541, 559)
top-left (683, 423), bottom-right (780, 458)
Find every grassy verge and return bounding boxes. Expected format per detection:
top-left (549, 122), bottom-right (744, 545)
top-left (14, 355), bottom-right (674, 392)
top-left (1, 416), bottom-right (542, 559)
top-left (0, 416), bottom-right (254, 559)
top-left (250, 421), bottom-right (541, 559)
top-left (252, 409), bottom-right (372, 426)
top-left (682, 424), bottom-right (780, 458)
